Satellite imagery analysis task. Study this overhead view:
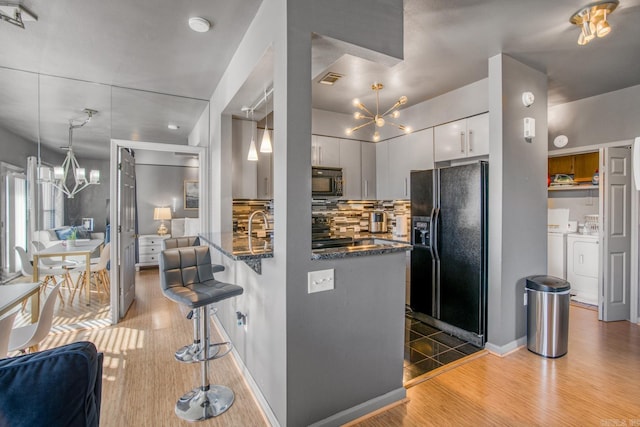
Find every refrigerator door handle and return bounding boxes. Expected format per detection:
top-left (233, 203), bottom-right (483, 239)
top-left (433, 207), bottom-right (440, 261)
top-left (428, 207), bottom-right (436, 258)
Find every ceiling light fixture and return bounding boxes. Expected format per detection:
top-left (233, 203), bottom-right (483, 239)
top-left (49, 109), bottom-right (100, 199)
top-left (345, 83), bottom-right (411, 142)
top-left (260, 89), bottom-right (272, 154)
top-left (188, 16), bottom-right (211, 33)
top-left (167, 123), bottom-right (179, 130)
top-left (570, 1), bottom-right (618, 46)
top-left (242, 87), bottom-right (274, 161)
top-left (0, 2), bottom-right (37, 29)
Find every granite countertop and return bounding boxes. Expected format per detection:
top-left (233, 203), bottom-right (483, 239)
top-left (199, 231), bottom-right (412, 263)
top-left (199, 232), bottom-right (273, 261)
top-left (311, 233), bottom-right (412, 260)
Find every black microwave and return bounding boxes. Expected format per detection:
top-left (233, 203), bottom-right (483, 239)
top-left (312, 166), bottom-right (343, 197)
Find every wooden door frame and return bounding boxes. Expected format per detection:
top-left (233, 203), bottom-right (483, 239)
top-left (109, 139), bottom-right (208, 324)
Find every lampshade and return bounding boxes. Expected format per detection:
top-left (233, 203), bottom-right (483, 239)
top-left (260, 128), bottom-right (272, 153)
top-left (153, 207), bottom-right (172, 221)
top-left (247, 136), bottom-right (258, 161)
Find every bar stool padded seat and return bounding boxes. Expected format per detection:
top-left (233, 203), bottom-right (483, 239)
top-left (160, 247), bottom-right (242, 309)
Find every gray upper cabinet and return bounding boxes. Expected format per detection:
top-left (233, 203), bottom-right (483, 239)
top-left (312, 135), bottom-right (340, 167)
top-left (339, 139), bottom-right (361, 199)
top-left (361, 142), bottom-right (376, 200)
top-left (375, 141), bottom-right (389, 200)
top-left (434, 113), bottom-right (489, 162)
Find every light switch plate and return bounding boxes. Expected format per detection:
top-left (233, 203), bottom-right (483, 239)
top-left (308, 269), bottom-right (334, 293)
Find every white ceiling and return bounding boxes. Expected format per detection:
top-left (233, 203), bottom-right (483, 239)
top-left (1, 0), bottom-right (640, 158)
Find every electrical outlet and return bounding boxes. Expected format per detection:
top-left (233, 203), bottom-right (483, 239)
top-left (308, 269), bottom-right (334, 293)
top-left (524, 292), bottom-right (528, 306)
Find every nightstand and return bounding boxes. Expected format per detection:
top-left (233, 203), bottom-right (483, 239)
top-left (136, 234), bottom-right (171, 270)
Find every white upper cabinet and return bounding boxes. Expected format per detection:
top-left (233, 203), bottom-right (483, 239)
top-left (232, 119), bottom-right (258, 199)
top-left (434, 113), bottom-right (489, 162)
top-left (339, 139), bottom-right (361, 199)
top-left (361, 142), bottom-right (376, 200)
top-left (312, 135), bottom-right (340, 167)
top-left (376, 141), bottom-right (389, 200)
top-left (386, 128), bottom-right (434, 199)
top-left (256, 128), bottom-right (273, 199)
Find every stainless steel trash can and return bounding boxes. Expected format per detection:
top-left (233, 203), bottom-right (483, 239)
top-left (525, 275), bottom-right (570, 358)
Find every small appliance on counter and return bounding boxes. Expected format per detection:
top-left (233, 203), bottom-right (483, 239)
top-left (394, 214), bottom-right (408, 237)
top-left (369, 211), bottom-right (388, 233)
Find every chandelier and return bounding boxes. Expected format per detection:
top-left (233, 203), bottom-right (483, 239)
top-left (346, 83), bottom-right (411, 142)
top-left (570, 0), bottom-right (618, 46)
top-left (51, 109), bottom-right (100, 199)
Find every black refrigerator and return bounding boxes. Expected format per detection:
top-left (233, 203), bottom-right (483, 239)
top-left (410, 162), bottom-right (488, 346)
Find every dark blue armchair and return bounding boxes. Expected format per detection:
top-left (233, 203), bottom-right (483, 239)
top-left (0, 341), bottom-right (103, 427)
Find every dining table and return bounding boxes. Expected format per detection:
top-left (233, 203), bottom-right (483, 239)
top-left (0, 282), bottom-right (41, 323)
top-left (32, 239), bottom-right (104, 305)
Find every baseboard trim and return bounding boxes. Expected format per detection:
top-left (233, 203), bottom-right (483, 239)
top-left (211, 315), bottom-right (280, 427)
top-left (485, 336), bottom-right (527, 356)
top-left (308, 387), bottom-right (407, 427)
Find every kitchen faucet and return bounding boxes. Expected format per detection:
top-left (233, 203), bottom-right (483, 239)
top-left (248, 210), bottom-right (269, 252)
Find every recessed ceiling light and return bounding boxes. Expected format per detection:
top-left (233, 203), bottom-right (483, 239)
top-left (188, 17), bottom-right (211, 33)
top-left (168, 124), bottom-right (180, 130)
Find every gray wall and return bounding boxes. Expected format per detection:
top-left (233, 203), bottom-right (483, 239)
top-left (135, 162), bottom-right (198, 235)
top-left (549, 83), bottom-right (640, 151)
top-left (65, 158), bottom-right (110, 232)
top-left (0, 126), bottom-right (63, 171)
top-left (207, 0), bottom-right (406, 425)
top-left (487, 54), bottom-right (548, 351)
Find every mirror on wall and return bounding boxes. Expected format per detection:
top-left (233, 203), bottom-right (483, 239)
top-left (0, 66), bottom-right (209, 277)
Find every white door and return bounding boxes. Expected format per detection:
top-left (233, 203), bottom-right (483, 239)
top-left (119, 148), bottom-right (137, 318)
top-left (1, 165), bottom-right (27, 274)
top-left (600, 146), bottom-right (631, 321)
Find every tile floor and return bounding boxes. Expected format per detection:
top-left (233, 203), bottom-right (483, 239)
top-left (404, 313), bottom-right (482, 383)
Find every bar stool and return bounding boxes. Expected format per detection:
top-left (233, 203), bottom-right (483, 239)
top-left (159, 246), bottom-right (243, 421)
top-left (160, 236), bottom-right (225, 363)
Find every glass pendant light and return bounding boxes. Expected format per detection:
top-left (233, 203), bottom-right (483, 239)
top-left (260, 90), bottom-right (273, 153)
top-left (247, 108), bottom-right (258, 161)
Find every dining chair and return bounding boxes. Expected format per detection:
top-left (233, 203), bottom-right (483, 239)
top-left (0, 311), bottom-right (18, 359)
top-left (15, 246), bottom-right (72, 307)
top-left (7, 282), bottom-right (61, 354)
top-left (70, 243), bottom-right (110, 304)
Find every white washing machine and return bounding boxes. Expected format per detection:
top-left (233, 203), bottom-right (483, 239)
top-left (547, 232), bottom-right (567, 279)
top-left (567, 233), bottom-right (599, 305)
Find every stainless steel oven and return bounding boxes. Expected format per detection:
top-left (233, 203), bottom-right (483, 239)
top-left (312, 166), bottom-right (343, 197)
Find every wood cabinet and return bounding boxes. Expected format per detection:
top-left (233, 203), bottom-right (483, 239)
top-left (434, 113), bottom-right (489, 162)
top-left (312, 135), bottom-right (340, 167)
top-left (361, 142), bottom-right (376, 199)
top-left (548, 152), bottom-right (599, 182)
top-left (136, 234), bottom-right (171, 270)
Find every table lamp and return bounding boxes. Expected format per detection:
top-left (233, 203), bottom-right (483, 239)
top-left (153, 207), bottom-right (171, 236)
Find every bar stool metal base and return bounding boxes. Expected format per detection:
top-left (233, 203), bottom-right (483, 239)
top-left (174, 343), bottom-right (220, 363)
top-left (175, 385), bottom-right (235, 421)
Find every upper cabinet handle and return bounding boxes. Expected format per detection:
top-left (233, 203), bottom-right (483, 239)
top-left (468, 129), bottom-right (473, 152)
top-left (460, 131), bottom-right (465, 153)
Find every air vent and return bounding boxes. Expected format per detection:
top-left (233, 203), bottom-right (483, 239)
top-left (318, 72), bottom-right (344, 85)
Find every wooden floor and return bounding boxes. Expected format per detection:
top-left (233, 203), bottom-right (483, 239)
top-left (15, 271), bottom-right (640, 426)
top-left (36, 269), bottom-right (269, 427)
top-left (356, 305), bottom-right (640, 426)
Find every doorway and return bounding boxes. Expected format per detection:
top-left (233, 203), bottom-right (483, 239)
top-left (1, 162), bottom-right (27, 279)
top-left (109, 139), bottom-right (207, 324)
top-left (547, 143), bottom-right (634, 322)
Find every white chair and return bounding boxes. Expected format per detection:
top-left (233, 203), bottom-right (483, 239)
top-left (8, 282), bottom-right (61, 354)
top-left (0, 311), bottom-right (18, 358)
top-left (15, 246), bottom-right (72, 307)
top-left (70, 243), bottom-right (110, 303)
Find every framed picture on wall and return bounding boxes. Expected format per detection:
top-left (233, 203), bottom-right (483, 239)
top-left (184, 180), bottom-right (199, 210)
